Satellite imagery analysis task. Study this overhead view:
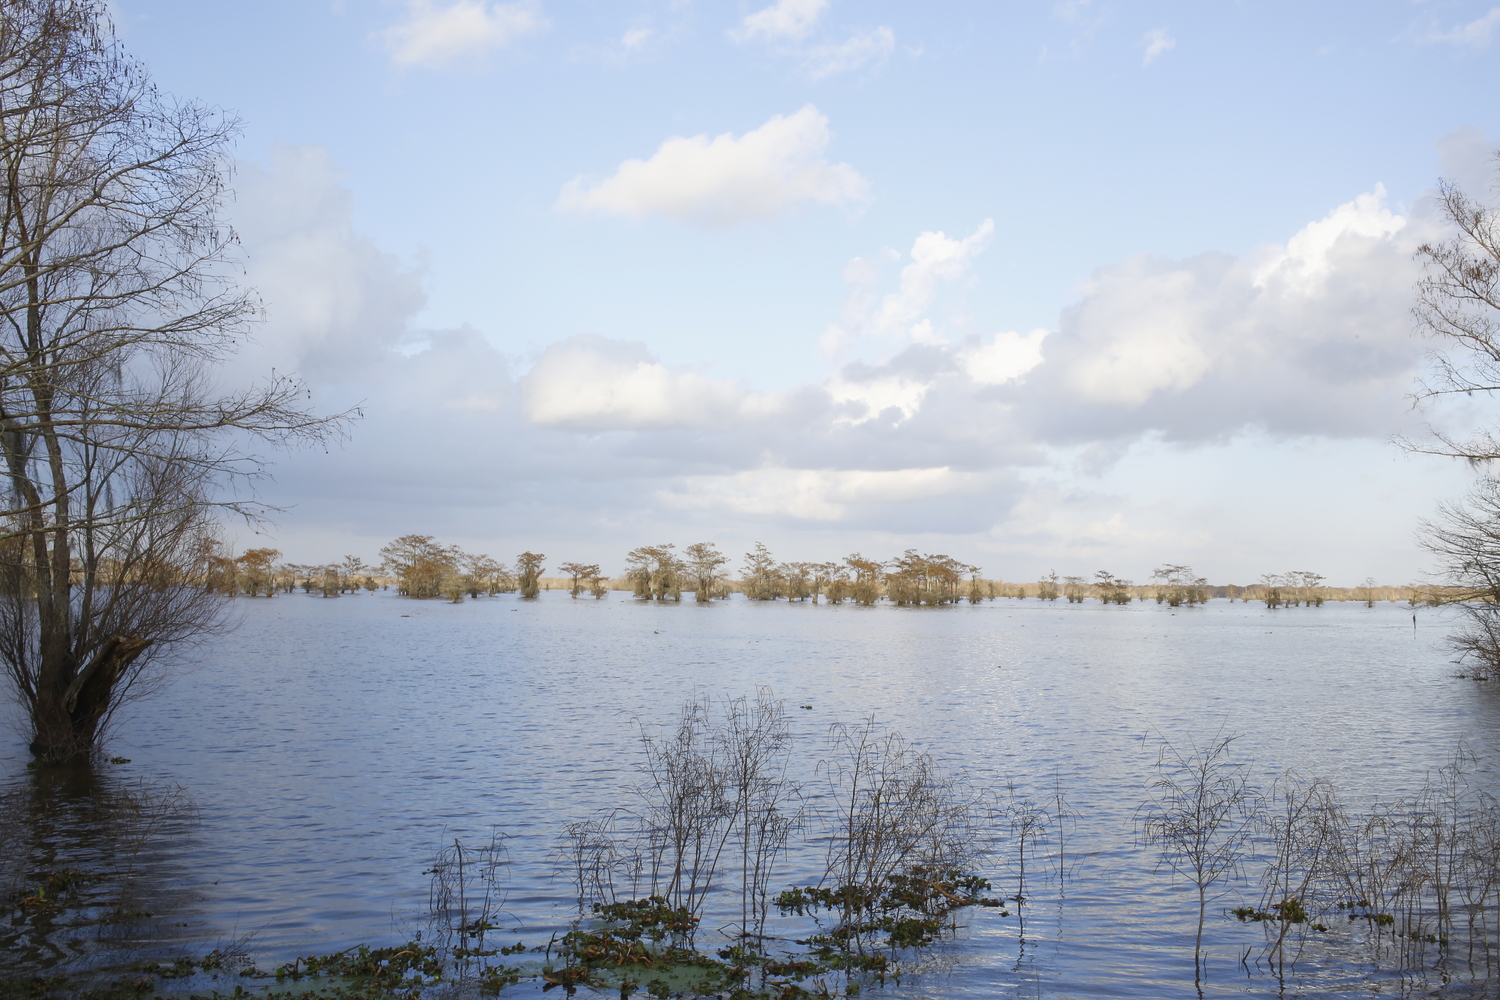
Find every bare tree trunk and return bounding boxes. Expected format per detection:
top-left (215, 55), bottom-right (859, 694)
top-left (0, 1), bottom-right (345, 759)
top-left (29, 635), bottom-right (149, 757)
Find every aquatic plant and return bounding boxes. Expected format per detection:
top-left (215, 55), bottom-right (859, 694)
top-left (1138, 730), bottom-right (1261, 983)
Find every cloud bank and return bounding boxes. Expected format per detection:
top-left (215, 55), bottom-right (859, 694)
top-left (227, 138), bottom-right (1476, 580)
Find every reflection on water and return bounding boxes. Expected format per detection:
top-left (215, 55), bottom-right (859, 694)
top-left (0, 762), bottom-right (199, 977)
top-left (0, 591), bottom-right (1496, 997)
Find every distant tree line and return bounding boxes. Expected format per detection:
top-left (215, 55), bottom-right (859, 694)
top-left (198, 537), bottom-right (590, 604)
top-left (623, 542), bottom-right (988, 606)
top-left (197, 538), bottom-right (1420, 609)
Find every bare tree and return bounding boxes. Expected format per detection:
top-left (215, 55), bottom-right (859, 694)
top-left (1139, 731), bottom-right (1261, 984)
top-left (1407, 170), bottom-right (1500, 463)
top-left (0, 2), bottom-right (343, 759)
top-left (1421, 477), bottom-right (1500, 671)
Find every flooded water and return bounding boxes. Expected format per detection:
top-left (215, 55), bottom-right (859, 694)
top-left (2, 591), bottom-right (1497, 997)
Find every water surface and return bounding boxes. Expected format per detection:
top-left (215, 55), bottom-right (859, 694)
top-left (3, 591), bottom-right (1495, 997)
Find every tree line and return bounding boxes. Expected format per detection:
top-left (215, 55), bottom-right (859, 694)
top-left (204, 537), bottom-right (1414, 610)
top-left (199, 536), bottom-right (596, 603)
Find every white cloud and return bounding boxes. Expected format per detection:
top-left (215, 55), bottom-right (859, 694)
top-left (824, 219), bottom-right (994, 352)
top-left (804, 27), bottom-right (896, 79)
top-left (732, 1), bottom-right (894, 80)
top-left (1430, 6), bottom-right (1500, 47)
top-left (1054, 0), bottom-right (1102, 27)
top-left (1435, 126), bottom-right (1500, 196)
top-left (826, 374), bottom-right (930, 425)
top-left (1026, 186), bottom-right (1429, 434)
top-left (382, 0), bottom-right (542, 68)
top-left (1251, 185), bottom-right (1404, 293)
top-left (620, 26), bottom-right (652, 51)
top-left (520, 336), bottom-right (785, 431)
top-left (231, 145), bottom-right (426, 381)
top-left (963, 329), bottom-right (1050, 386)
top-left (1141, 27), bottom-right (1175, 66)
top-left (734, 0), bottom-right (829, 43)
top-left (229, 144), bottom-right (1463, 584)
top-left (661, 466), bottom-right (976, 521)
top-left (557, 106), bottom-right (868, 226)
top-left (1057, 261), bottom-right (1217, 406)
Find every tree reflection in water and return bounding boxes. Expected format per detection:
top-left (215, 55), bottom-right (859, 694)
top-left (0, 761), bottom-right (199, 978)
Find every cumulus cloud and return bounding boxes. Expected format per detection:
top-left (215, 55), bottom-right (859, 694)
top-left (962, 329), bottom-right (1049, 386)
top-left (734, 0), bottom-right (829, 43)
top-left (232, 145), bottom-right (425, 381)
top-left (557, 106), bottom-right (868, 226)
top-left (382, 0), bottom-right (542, 68)
top-left (259, 181), bottom-right (1440, 538)
top-left (1141, 27), bottom-right (1175, 66)
top-left (826, 372), bottom-right (930, 425)
top-left (520, 335), bottom-right (788, 431)
top-left (1018, 185), bottom-right (1430, 441)
top-left (1429, 6), bottom-right (1500, 48)
top-left (823, 220), bottom-right (994, 353)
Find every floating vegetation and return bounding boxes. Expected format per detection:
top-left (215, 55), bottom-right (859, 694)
top-left (4, 705), bottom-right (1500, 999)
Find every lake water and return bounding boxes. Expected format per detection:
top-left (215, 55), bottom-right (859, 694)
top-left (2, 591), bottom-right (1497, 998)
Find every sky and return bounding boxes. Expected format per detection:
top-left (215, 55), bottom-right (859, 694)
top-left (108, 0), bottom-right (1500, 586)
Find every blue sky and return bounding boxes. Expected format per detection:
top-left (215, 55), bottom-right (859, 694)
top-left (113, 0), bottom-right (1499, 585)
